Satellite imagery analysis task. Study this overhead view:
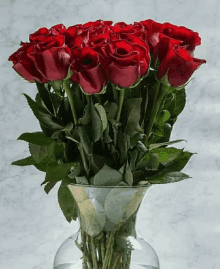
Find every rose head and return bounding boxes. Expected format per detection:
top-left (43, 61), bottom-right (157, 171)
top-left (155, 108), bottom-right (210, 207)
top-left (101, 38), bottom-right (150, 88)
top-left (162, 22), bottom-right (201, 55)
top-left (69, 47), bottom-right (108, 95)
top-left (29, 24), bottom-right (66, 43)
top-left (27, 34), bottom-right (71, 82)
top-left (8, 42), bottom-right (49, 83)
top-left (8, 25), bottom-right (71, 83)
top-left (137, 19), bottom-right (164, 52)
top-left (153, 34), bottom-right (206, 87)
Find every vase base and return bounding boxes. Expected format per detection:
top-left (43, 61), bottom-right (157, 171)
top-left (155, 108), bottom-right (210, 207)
top-left (54, 232), bottom-right (160, 269)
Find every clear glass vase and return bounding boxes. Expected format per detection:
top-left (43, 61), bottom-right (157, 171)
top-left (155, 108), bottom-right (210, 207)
top-left (53, 184), bottom-right (160, 269)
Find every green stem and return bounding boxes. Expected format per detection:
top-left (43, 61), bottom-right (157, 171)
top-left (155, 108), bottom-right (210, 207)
top-left (111, 253), bottom-right (121, 269)
top-left (86, 94), bottom-right (90, 104)
top-left (63, 80), bottom-right (90, 178)
top-left (81, 230), bottom-right (87, 269)
top-left (144, 81), bottom-right (160, 138)
top-left (91, 236), bottom-right (98, 269)
top-left (63, 80), bottom-right (78, 126)
top-left (143, 82), bottom-right (167, 146)
top-left (95, 94), bottom-right (102, 104)
top-left (116, 88), bottom-right (125, 122)
top-left (63, 142), bottom-right (68, 163)
top-left (112, 82), bottom-right (118, 104)
top-left (79, 143), bottom-right (90, 178)
top-left (100, 234), bottom-right (106, 264)
top-left (102, 231), bottom-right (116, 269)
top-left (114, 88), bottom-right (125, 147)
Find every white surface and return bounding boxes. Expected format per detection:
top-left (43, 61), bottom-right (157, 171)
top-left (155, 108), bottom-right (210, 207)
top-left (0, 0), bottom-right (219, 268)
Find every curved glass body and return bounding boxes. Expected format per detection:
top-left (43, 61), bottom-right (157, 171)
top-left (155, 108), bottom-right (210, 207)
top-left (54, 184), bottom-right (160, 269)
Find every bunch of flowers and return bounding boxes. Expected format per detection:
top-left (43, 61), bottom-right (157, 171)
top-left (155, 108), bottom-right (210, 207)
top-left (9, 19), bottom-right (206, 221)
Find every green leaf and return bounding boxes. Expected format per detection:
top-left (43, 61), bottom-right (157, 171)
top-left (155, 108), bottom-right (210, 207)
top-left (156, 110), bottom-right (170, 124)
top-left (35, 81), bottom-right (54, 114)
top-left (78, 103), bottom-right (91, 125)
top-left (137, 152), bottom-right (160, 171)
top-left (159, 150), bottom-right (196, 173)
top-left (67, 185), bottom-right (106, 236)
top-left (59, 97), bottom-right (74, 126)
top-left (50, 92), bottom-right (62, 114)
top-left (130, 133), bottom-right (146, 149)
top-left (33, 155), bottom-right (58, 172)
top-left (117, 181), bottom-right (129, 186)
top-left (117, 129), bottom-right (130, 166)
top-left (103, 124), bottom-right (113, 144)
top-left (146, 171), bottom-right (191, 184)
top-left (94, 103), bottom-right (108, 132)
top-left (89, 154), bottom-right (113, 175)
top-left (75, 176), bottom-right (89, 185)
top-left (11, 156), bottom-right (35, 166)
top-left (129, 148), bottom-right (138, 171)
top-left (35, 92), bottom-right (43, 107)
top-left (23, 93), bottom-right (64, 131)
top-left (124, 161), bottom-right (133, 186)
top-left (169, 88), bottom-right (186, 118)
top-left (93, 164), bottom-right (123, 186)
top-left (104, 102), bottom-right (118, 120)
top-left (29, 141), bottom-right (55, 163)
top-left (77, 125), bottom-right (92, 156)
top-left (151, 147), bottom-right (184, 166)
top-left (29, 142), bottom-right (55, 163)
top-left (58, 176), bottom-right (78, 222)
top-left (90, 100), bottom-right (102, 142)
top-left (123, 98), bottom-right (143, 137)
top-left (42, 162), bottom-right (80, 194)
top-left (148, 139), bottom-right (186, 151)
top-left (17, 132), bottom-right (54, 146)
top-left (119, 163), bottom-right (126, 174)
top-left (67, 162), bottom-right (81, 179)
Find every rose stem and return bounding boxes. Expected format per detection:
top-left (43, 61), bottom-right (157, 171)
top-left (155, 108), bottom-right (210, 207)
top-left (114, 87), bottom-right (125, 146)
top-left (90, 236), bottom-right (98, 269)
top-left (80, 229), bottom-right (93, 269)
top-left (94, 94), bottom-right (102, 104)
top-left (102, 230), bottom-right (116, 269)
top-left (126, 250), bottom-right (132, 269)
top-left (63, 80), bottom-right (90, 177)
top-left (100, 233), bottom-right (106, 264)
top-left (97, 238), bottom-right (102, 264)
top-left (111, 82), bottom-right (119, 104)
top-left (86, 234), bottom-right (93, 268)
top-left (144, 81), bottom-right (168, 145)
top-left (81, 230), bottom-right (87, 269)
top-left (107, 244), bottom-right (114, 268)
top-left (122, 249), bottom-right (128, 269)
top-left (111, 253), bottom-right (121, 269)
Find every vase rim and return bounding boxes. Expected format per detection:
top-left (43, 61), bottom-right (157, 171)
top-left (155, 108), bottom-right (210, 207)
top-left (68, 183), bottom-right (151, 188)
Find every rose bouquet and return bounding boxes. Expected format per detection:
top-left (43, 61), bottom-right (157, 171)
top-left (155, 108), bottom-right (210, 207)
top-left (9, 19), bottom-right (206, 269)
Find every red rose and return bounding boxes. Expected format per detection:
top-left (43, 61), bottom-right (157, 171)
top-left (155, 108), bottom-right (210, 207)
top-left (69, 47), bottom-right (108, 94)
top-left (62, 24), bottom-right (83, 47)
top-left (101, 39), bottom-right (150, 88)
top-left (137, 19), bottom-right (164, 52)
top-left (154, 34), bottom-right (206, 87)
top-left (27, 34), bottom-right (71, 81)
top-left (76, 20), bottom-right (113, 46)
top-left (162, 22), bottom-right (201, 55)
top-left (109, 23), bottom-right (147, 45)
top-left (29, 24), bottom-right (66, 43)
top-left (8, 42), bottom-right (49, 83)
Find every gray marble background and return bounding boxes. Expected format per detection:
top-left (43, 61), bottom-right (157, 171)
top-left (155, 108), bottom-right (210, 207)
top-left (0, 0), bottom-right (219, 268)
